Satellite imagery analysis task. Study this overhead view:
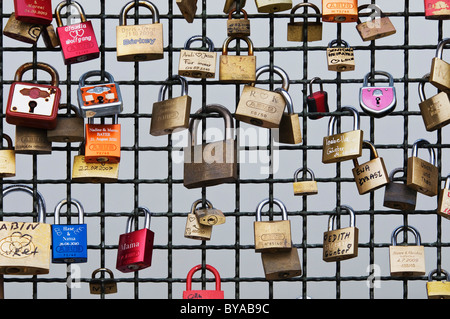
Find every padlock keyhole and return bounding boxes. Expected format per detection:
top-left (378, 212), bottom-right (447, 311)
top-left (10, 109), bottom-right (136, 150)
top-left (376, 97), bottom-right (381, 105)
top-left (28, 101), bottom-right (37, 113)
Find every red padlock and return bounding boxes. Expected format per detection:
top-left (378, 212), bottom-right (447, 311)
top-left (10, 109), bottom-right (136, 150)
top-left (14, 0), bottom-right (53, 25)
top-left (183, 264), bottom-right (224, 299)
top-left (306, 77), bottom-right (329, 120)
top-left (55, 1), bottom-right (100, 65)
top-left (116, 207), bottom-right (154, 273)
top-left (424, 0), bottom-right (450, 20)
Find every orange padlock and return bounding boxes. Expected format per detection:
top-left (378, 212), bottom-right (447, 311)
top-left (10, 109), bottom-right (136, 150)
top-left (322, 0), bottom-right (358, 23)
top-left (84, 114), bottom-right (121, 163)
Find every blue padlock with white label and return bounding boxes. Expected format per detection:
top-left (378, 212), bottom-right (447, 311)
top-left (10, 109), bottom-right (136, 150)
top-left (359, 71), bottom-right (396, 118)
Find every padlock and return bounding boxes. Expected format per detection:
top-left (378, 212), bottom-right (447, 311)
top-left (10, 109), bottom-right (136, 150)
top-left (273, 87), bottom-right (302, 144)
top-left (3, 13), bottom-right (42, 44)
top-left (116, 0), bottom-right (164, 62)
top-left (293, 167), bottom-right (318, 196)
top-left (55, 0), bottom-right (100, 65)
top-left (84, 114), bottom-right (121, 164)
top-left (178, 35), bottom-right (217, 79)
top-left (89, 268), bottom-right (117, 294)
top-left (254, 198), bottom-right (292, 253)
top-left (260, 246), bottom-right (301, 280)
top-left (418, 73), bottom-right (450, 131)
top-left (183, 104), bottom-right (237, 189)
top-left (322, 106), bottom-right (363, 163)
top-left (437, 174), bottom-right (450, 219)
top-left (219, 36), bottom-right (256, 83)
top-left (14, 126), bottom-right (52, 154)
top-left (326, 39), bottom-right (355, 72)
top-left (254, 0), bottom-right (292, 13)
top-left (306, 77), bottom-right (329, 120)
top-left (351, 140), bottom-right (389, 195)
top-left (383, 168), bottom-right (417, 211)
top-left (287, 2), bottom-right (322, 42)
top-left (0, 184), bottom-right (50, 275)
top-left (77, 70), bottom-right (123, 118)
top-left (389, 225), bottom-right (426, 277)
top-left (223, 0), bottom-right (247, 13)
top-left (356, 4), bottom-right (396, 41)
top-left (406, 138), bottom-right (438, 197)
top-left (183, 264), bottom-right (224, 299)
top-left (47, 104), bottom-right (85, 143)
top-left (14, 0), bottom-right (53, 25)
top-left (235, 65), bottom-right (289, 128)
top-left (323, 205), bottom-right (359, 262)
top-left (427, 269), bottom-right (450, 299)
top-left (41, 24), bottom-right (61, 49)
top-left (424, 0), bottom-right (450, 20)
top-left (0, 134), bottom-right (16, 178)
top-left (430, 38), bottom-right (450, 93)
top-left (322, 0), bottom-right (358, 22)
top-left (116, 207), bottom-right (154, 273)
top-left (359, 71), bottom-right (397, 118)
top-left (193, 199), bottom-right (226, 226)
top-left (6, 62), bottom-right (61, 130)
top-left (176, 0), bottom-right (197, 23)
top-left (227, 8), bottom-right (251, 37)
top-left (184, 199), bottom-right (213, 240)
top-left (51, 198), bottom-right (87, 263)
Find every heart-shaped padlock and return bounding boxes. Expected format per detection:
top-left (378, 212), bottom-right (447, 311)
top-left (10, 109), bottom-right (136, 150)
top-left (359, 71), bottom-right (396, 118)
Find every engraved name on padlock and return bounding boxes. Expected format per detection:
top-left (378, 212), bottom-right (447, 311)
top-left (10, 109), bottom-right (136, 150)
top-left (84, 115), bottom-right (121, 164)
top-left (219, 36), bottom-right (256, 83)
top-left (359, 71), bottom-right (397, 118)
top-left (183, 264), bottom-right (224, 299)
top-left (287, 2), bottom-right (322, 42)
top-left (293, 167), bottom-right (318, 196)
top-left (178, 35), bottom-right (217, 79)
top-left (430, 38), bottom-right (450, 93)
top-left (14, 0), bottom-right (53, 25)
top-left (418, 73), bottom-right (450, 131)
top-left (0, 134), bottom-right (16, 178)
top-left (89, 268), bottom-right (117, 294)
top-left (427, 269), bottom-right (450, 299)
top-left (424, 0), bottom-right (450, 20)
top-left (326, 39), bottom-right (355, 72)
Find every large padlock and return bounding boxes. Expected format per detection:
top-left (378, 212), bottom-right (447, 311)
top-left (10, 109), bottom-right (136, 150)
top-left (254, 198), bottom-right (292, 253)
top-left (14, 126), bottom-right (52, 155)
top-left (89, 268), bottom-right (117, 294)
top-left (356, 4), bottom-right (396, 41)
top-left (322, 106), bottom-right (363, 163)
top-left (219, 36), bottom-right (256, 83)
top-left (418, 73), bottom-right (450, 131)
top-left (406, 138), bottom-right (439, 197)
top-left (430, 38), bottom-right (450, 93)
top-left (178, 35), bottom-right (217, 79)
top-left (47, 104), bottom-right (85, 143)
top-left (326, 39), bottom-right (355, 72)
top-left (116, 0), bottom-right (164, 62)
top-left (3, 13), bottom-right (42, 44)
top-left (0, 134), bottom-right (16, 178)
top-left (323, 205), bottom-right (359, 262)
top-left (359, 71), bottom-right (396, 118)
top-left (322, 0), bottom-right (358, 22)
top-left (287, 2), bottom-right (322, 42)
top-left (183, 264), bottom-right (224, 299)
top-left (235, 65), bottom-right (289, 128)
top-left (0, 185), bottom-right (50, 275)
top-left (254, 0), bottom-right (292, 13)
top-left (193, 199), bottom-right (226, 226)
top-left (389, 225), bottom-right (426, 277)
top-left (6, 62), bottom-right (61, 130)
top-left (260, 246), bottom-right (301, 280)
top-left (306, 77), bottom-right (329, 120)
top-left (274, 87), bottom-right (302, 144)
top-left (77, 70), bottom-right (123, 118)
top-left (293, 167), bottom-right (318, 196)
top-left (176, 0), bottom-right (197, 23)
top-left (184, 199), bottom-right (213, 241)
top-left (227, 8), bottom-right (251, 37)
top-left (116, 207), bottom-right (155, 273)
top-left (424, 0), bottom-right (450, 20)
top-left (223, 0), bottom-right (246, 13)
top-left (437, 174), bottom-right (450, 219)
top-left (51, 199), bottom-right (87, 263)
top-left (55, 0), bottom-right (100, 65)
top-left (427, 269), bottom-right (450, 299)
top-left (150, 75), bottom-right (191, 136)
top-left (183, 104), bottom-right (237, 189)
top-left (84, 114), bottom-right (121, 164)
top-left (14, 0), bottom-right (53, 25)
top-left (383, 168), bottom-right (417, 211)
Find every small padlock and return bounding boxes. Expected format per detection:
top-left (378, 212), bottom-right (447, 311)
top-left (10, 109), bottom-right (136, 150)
top-left (389, 225), bottom-right (426, 277)
top-left (356, 4), bottom-right (396, 41)
top-left (326, 39), bottom-right (355, 72)
top-left (260, 246), bottom-right (301, 280)
top-left (323, 205), bottom-right (359, 262)
top-left (219, 36), bottom-right (256, 83)
top-left (176, 0), bottom-right (197, 23)
top-left (52, 199), bottom-right (87, 263)
top-left (116, 0), bottom-right (164, 62)
top-left (178, 35), bottom-right (217, 79)
top-left (13, 0), bottom-right (53, 25)
top-left (383, 168), bottom-right (417, 211)
top-left (84, 114), bottom-right (121, 164)
top-left (77, 70), bottom-right (123, 118)
top-left (227, 8), bottom-right (250, 37)
top-left (306, 77), bottom-right (329, 120)
top-left (235, 65), bottom-right (289, 128)
top-left (0, 134), bottom-right (16, 178)
top-left (406, 138), bottom-right (439, 197)
top-left (223, 0), bottom-right (247, 13)
top-left (322, 0), bottom-right (358, 22)
top-left (254, 198), bottom-right (292, 253)
top-left (47, 104), bottom-right (85, 143)
top-left (14, 126), bottom-right (52, 155)
top-left (418, 73), bottom-right (450, 131)
top-left (116, 207), bottom-right (155, 273)
top-left (193, 199), bottom-right (226, 226)
top-left (41, 24), bottom-right (60, 49)
top-left (359, 71), bottom-right (397, 118)
top-left (430, 38), bottom-right (450, 93)
top-left (424, 0), bottom-right (450, 20)
top-left (322, 106), bottom-right (363, 163)
top-left (287, 2), bottom-right (322, 42)
top-left (293, 167), bottom-right (318, 196)
top-left (254, 0), bottom-right (292, 13)
top-left (437, 174), bottom-right (450, 219)
top-left (427, 269), bottom-right (450, 299)
top-left (184, 199), bottom-right (213, 241)
top-left (274, 87), bottom-right (302, 144)
top-left (6, 62), bottom-right (61, 130)
top-left (3, 13), bottom-right (42, 44)
top-left (183, 264), bottom-right (224, 299)
top-left (89, 268), bottom-right (117, 294)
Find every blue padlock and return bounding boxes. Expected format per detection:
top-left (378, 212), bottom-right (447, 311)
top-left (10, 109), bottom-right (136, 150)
top-left (52, 198), bottom-right (87, 263)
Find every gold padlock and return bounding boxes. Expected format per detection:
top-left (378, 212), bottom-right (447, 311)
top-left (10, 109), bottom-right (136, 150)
top-left (274, 87), bottom-right (302, 144)
top-left (219, 36), bottom-right (256, 83)
top-left (89, 268), bottom-right (118, 294)
top-left (178, 35), bottom-right (217, 79)
top-left (293, 167), bottom-right (318, 196)
top-left (223, 0), bottom-right (247, 13)
top-left (255, 0), bottom-right (292, 13)
top-left (227, 8), bottom-right (250, 37)
top-left (41, 24), bottom-right (60, 49)
top-left (427, 269), bottom-right (450, 299)
top-left (14, 126), bottom-right (52, 155)
top-left (3, 12), bottom-right (42, 44)
top-left (47, 104), bottom-right (85, 143)
top-left (287, 2), bottom-right (322, 42)
top-left (326, 39), bottom-right (355, 72)
top-left (355, 4), bottom-right (396, 42)
top-left (193, 199), bottom-right (226, 226)
top-left (437, 174), bottom-right (450, 219)
top-left (260, 246), bottom-right (301, 280)
top-left (0, 134), bottom-right (16, 178)
top-left (176, 0), bottom-right (197, 23)
top-left (429, 38), bottom-right (450, 93)
top-left (185, 199), bottom-right (213, 241)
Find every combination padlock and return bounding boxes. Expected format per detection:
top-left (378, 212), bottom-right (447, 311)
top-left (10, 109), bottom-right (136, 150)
top-left (359, 71), bottom-right (396, 118)
top-left (0, 134), bottom-right (16, 178)
top-left (287, 2), bottom-right (322, 42)
top-left (424, 0), bottom-right (450, 20)
top-left (176, 0), bottom-right (198, 23)
top-left (183, 264), bottom-right (224, 299)
top-left (383, 167), bottom-right (417, 211)
top-left (427, 269), bottom-right (450, 299)
top-left (355, 4), bottom-right (396, 41)
top-left (418, 73), bottom-right (450, 131)
top-left (219, 36), bottom-right (256, 83)
top-left (184, 199), bottom-right (213, 241)
top-left (3, 12), bottom-right (43, 44)
top-left (430, 38), bottom-right (450, 93)
top-left (306, 77), bottom-right (329, 120)
top-left (84, 114), bottom-right (121, 164)
top-left (274, 87), bottom-right (302, 145)
top-left (293, 167), bottom-right (318, 196)
top-left (326, 39), bottom-right (355, 72)
top-left (14, 0), bottom-right (53, 25)
top-left (322, 0), bottom-right (358, 22)
top-left (47, 104), bottom-right (85, 143)
top-left (178, 35), bottom-right (217, 79)
top-left (89, 268), bottom-right (117, 294)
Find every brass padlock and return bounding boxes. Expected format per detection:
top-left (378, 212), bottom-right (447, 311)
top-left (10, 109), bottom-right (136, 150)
top-left (184, 199), bottom-right (213, 241)
top-left (3, 12), bottom-right (42, 44)
top-left (176, 0), bottom-right (197, 23)
top-left (274, 87), bottom-right (302, 144)
top-left (437, 174), bottom-right (450, 219)
top-left (383, 168), bottom-right (417, 211)
top-left (260, 246), bottom-right (301, 280)
top-left (0, 134), bottom-right (16, 178)
top-left (326, 39), bottom-right (355, 72)
top-left (193, 199), bottom-right (226, 226)
top-left (322, 106), bottom-right (363, 163)
top-left (89, 268), bottom-right (118, 294)
top-left (150, 75), bottom-right (191, 136)
top-left (418, 73), bottom-right (450, 131)
top-left (355, 4), bottom-right (396, 42)
top-left (223, 0), bottom-right (247, 13)
top-left (389, 225), bottom-right (426, 277)
top-left (41, 24), bottom-right (60, 49)
top-left (287, 2), bottom-right (322, 42)
top-left (227, 8), bottom-right (250, 37)
top-left (47, 104), bottom-right (85, 143)
top-left (427, 269), bottom-right (450, 299)
top-left (178, 35), bottom-right (217, 79)
top-left (293, 167), bottom-right (318, 196)
top-left (352, 140), bottom-right (389, 195)
top-left (430, 38), bottom-right (450, 93)
top-left (219, 36), bottom-right (256, 83)
top-left (322, 0), bottom-right (358, 22)
top-left (15, 126), bottom-right (52, 154)
top-left (254, 198), bottom-right (292, 253)
top-left (406, 138), bottom-right (439, 197)
top-left (255, 0), bottom-right (292, 13)
top-left (323, 205), bottom-right (359, 262)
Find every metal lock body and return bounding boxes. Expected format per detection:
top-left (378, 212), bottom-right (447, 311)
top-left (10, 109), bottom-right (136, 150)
top-left (307, 77), bottom-right (329, 120)
top-left (406, 138), bottom-right (438, 197)
top-left (116, 0), bottom-right (164, 62)
top-left (178, 35), bottom-right (217, 79)
top-left (293, 167), bottom-right (318, 196)
top-left (183, 264), bottom-right (224, 299)
top-left (326, 39), bottom-right (355, 72)
top-left (42, 24), bottom-right (60, 49)
top-left (427, 269), bottom-right (450, 299)
top-left (254, 198), bottom-right (292, 253)
top-left (55, 1), bottom-right (100, 65)
top-left (51, 199), bottom-right (87, 263)
top-left (3, 13), bottom-right (42, 44)
top-left (356, 4), bottom-right (396, 41)
top-left (360, 71), bottom-right (396, 118)
top-left (261, 246), bottom-right (301, 280)
top-left (424, 0), bottom-right (450, 20)
top-left (227, 8), bottom-right (250, 37)
top-left (323, 205), bottom-right (359, 262)
top-left (322, 106), bottom-right (363, 163)
top-left (219, 36), bottom-right (256, 83)
top-left (84, 115), bottom-right (121, 164)
top-left (183, 104), bottom-right (237, 189)
top-left (184, 200), bottom-right (213, 240)
top-left (176, 0), bottom-right (197, 23)
top-left (235, 65), bottom-right (289, 128)
top-left (437, 174), bottom-right (450, 219)
top-left (14, 126), bottom-right (52, 155)
top-left (150, 75), bottom-right (191, 136)
top-left (287, 2), bottom-right (322, 42)
top-left (193, 199), bottom-right (226, 226)
top-left (383, 168), bottom-right (417, 211)
top-left (322, 0), bottom-right (358, 22)
top-left (274, 88), bottom-right (302, 144)
top-left (116, 207), bottom-right (155, 273)
top-left (418, 73), bottom-right (450, 131)
top-left (224, 0), bottom-right (247, 13)
top-left (0, 185), bottom-right (50, 275)
top-left (430, 38), bottom-right (450, 93)
top-left (90, 268), bottom-right (117, 294)
top-left (255, 0), bottom-right (292, 13)
top-left (0, 134), bottom-right (16, 178)
top-left (6, 62), bottom-right (61, 130)
top-left (14, 0), bottom-right (53, 25)
top-left (389, 225), bottom-right (426, 277)
top-left (77, 70), bottom-right (123, 118)
top-left (47, 104), bottom-right (85, 143)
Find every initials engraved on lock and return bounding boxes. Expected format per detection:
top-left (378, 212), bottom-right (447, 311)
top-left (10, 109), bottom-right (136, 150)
top-left (0, 222), bottom-right (42, 259)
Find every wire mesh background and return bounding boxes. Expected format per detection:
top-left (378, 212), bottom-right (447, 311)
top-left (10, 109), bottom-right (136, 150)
top-left (0, 0), bottom-right (450, 300)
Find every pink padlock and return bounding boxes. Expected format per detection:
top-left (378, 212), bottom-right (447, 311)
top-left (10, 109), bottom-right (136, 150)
top-left (359, 71), bottom-right (396, 118)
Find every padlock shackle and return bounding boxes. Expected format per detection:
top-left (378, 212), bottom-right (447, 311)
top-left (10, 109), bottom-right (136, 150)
top-left (79, 70), bottom-right (115, 87)
top-left (2, 184), bottom-right (46, 223)
top-left (87, 114), bottom-right (119, 125)
top-left (428, 268), bottom-right (450, 282)
top-left (221, 36), bottom-right (254, 56)
top-left (435, 38), bottom-right (450, 60)
top-left (190, 199), bottom-right (214, 214)
top-left (289, 2), bottom-right (321, 23)
top-left (14, 62), bottom-right (60, 87)
top-left (362, 70), bottom-right (394, 87)
top-left (158, 75), bottom-right (189, 102)
top-left (445, 174), bottom-right (450, 190)
top-left (274, 88), bottom-right (294, 114)
top-left (356, 4), bottom-right (385, 24)
top-left (54, 198), bottom-right (85, 225)
top-left (327, 205), bottom-right (356, 231)
top-left (185, 264), bottom-right (221, 292)
top-left (2, 134), bottom-right (13, 150)
top-left (328, 38), bottom-right (350, 48)
top-left (255, 198), bottom-right (288, 222)
top-left (252, 65), bottom-right (290, 91)
top-left (327, 106), bottom-right (360, 136)
top-left (119, 0), bottom-right (160, 25)
top-left (125, 206), bottom-right (152, 233)
top-left (228, 7), bottom-right (248, 19)
top-left (411, 138), bottom-right (436, 166)
top-left (91, 267), bottom-right (114, 279)
top-left (388, 167), bottom-right (406, 181)
top-left (418, 73), bottom-right (430, 102)
top-left (58, 103), bottom-right (83, 118)
top-left (184, 35), bottom-right (215, 52)
top-left (309, 77), bottom-right (324, 94)
top-left (55, 0), bottom-right (87, 27)
top-left (353, 140), bottom-right (379, 166)
top-left (391, 225), bottom-right (422, 246)
top-left (293, 167), bottom-right (315, 183)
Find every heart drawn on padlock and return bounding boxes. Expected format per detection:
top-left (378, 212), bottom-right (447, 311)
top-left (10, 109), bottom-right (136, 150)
top-left (69, 29), bottom-right (84, 39)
